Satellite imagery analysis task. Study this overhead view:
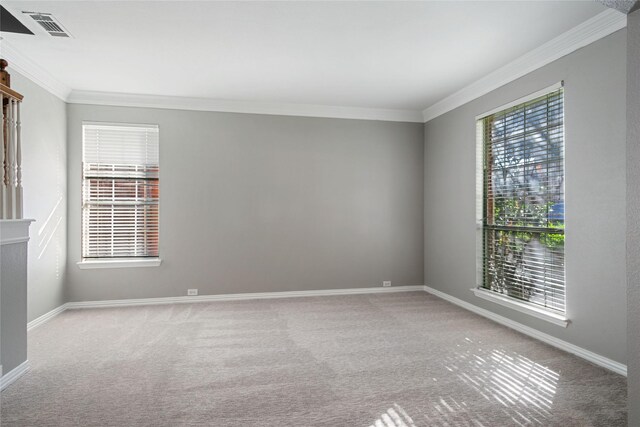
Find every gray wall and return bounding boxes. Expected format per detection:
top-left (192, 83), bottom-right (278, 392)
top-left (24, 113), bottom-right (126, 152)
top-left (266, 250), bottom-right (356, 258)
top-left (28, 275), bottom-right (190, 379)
top-left (627, 8), bottom-right (640, 425)
top-left (66, 105), bottom-right (424, 302)
top-left (424, 30), bottom-right (627, 363)
top-left (0, 241), bottom-right (28, 375)
top-left (11, 72), bottom-right (67, 323)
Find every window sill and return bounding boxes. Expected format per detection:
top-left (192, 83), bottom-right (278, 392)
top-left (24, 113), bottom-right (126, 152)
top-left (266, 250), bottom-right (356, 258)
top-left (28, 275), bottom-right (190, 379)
top-left (471, 287), bottom-right (569, 328)
top-left (77, 258), bottom-right (162, 269)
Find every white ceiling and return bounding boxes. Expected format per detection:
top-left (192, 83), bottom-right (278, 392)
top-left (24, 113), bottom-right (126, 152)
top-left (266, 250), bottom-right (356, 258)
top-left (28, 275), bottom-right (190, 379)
top-left (1, 1), bottom-right (609, 115)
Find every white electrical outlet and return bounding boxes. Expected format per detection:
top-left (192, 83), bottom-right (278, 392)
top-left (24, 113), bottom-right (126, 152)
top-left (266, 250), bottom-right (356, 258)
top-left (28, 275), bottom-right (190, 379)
top-left (187, 289), bottom-right (198, 296)
top-left (383, 281), bottom-right (392, 287)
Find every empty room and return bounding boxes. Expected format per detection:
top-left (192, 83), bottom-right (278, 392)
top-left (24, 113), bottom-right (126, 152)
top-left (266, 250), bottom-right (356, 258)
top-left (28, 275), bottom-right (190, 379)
top-left (0, 1), bottom-right (638, 426)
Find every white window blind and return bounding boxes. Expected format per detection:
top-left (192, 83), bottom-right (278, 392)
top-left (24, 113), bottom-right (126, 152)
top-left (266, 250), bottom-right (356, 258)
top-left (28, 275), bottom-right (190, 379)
top-left (82, 123), bottom-right (159, 259)
top-left (479, 88), bottom-right (565, 313)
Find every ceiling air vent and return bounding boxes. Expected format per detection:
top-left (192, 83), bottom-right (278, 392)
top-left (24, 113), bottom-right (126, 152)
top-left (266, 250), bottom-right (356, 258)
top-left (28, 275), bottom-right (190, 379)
top-left (23, 12), bottom-right (71, 38)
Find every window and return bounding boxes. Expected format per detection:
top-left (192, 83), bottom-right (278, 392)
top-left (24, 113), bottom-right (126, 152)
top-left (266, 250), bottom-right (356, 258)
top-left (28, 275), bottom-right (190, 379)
top-left (477, 85), bottom-right (565, 314)
top-left (82, 122), bottom-right (159, 260)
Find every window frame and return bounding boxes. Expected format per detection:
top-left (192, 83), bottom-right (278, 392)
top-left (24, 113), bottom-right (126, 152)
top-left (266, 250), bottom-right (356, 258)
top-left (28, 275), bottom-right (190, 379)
top-left (77, 121), bottom-right (161, 269)
top-left (473, 82), bottom-right (568, 327)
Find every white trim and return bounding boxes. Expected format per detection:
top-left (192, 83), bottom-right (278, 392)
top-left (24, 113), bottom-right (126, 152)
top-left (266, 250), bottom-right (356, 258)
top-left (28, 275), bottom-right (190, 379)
top-left (424, 286), bottom-right (626, 376)
top-left (27, 304), bottom-right (68, 331)
top-left (475, 121), bottom-right (485, 290)
top-left (422, 9), bottom-right (627, 122)
top-left (0, 40), bottom-right (71, 101)
top-left (475, 82), bottom-right (563, 120)
top-left (23, 286), bottom-right (423, 330)
top-left (0, 219), bottom-right (35, 245)
top-left (22, 285), bottom-right (625, 377)
top-left (65, 286), bottom-right (425, 309)
top-left (0, 9), bottom-right (625, 123)
top-left (472, 287), bottom-right (569, 327)
top-left (0, 361), bottom-right (30, 392)
top-left (0, 237), bottom-right (30, 245)
top-left (3, 34), bottom-right (421, 122)
top-left (77, 258), bottom-right (162, 269)
top-left (3, 8), bottom-right (625, 124)
top-left (67, 90), bottom-right (424, 123)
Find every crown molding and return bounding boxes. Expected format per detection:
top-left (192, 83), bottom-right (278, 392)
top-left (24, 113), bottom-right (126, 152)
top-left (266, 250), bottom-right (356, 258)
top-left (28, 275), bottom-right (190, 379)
top-left (1, 8), bottom-right (626, 123)
top-left (422, 9), bottom-right (627, 123)
top-left (0, 40), bottom-right (72, 101)
top-left (67, 90), bottom-right (424, 123)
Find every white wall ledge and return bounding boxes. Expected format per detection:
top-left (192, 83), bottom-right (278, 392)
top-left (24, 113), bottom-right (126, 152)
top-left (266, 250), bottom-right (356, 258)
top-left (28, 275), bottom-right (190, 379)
top-left (0, 219), bottom-right (35, 245)
top-left (77, 258), bottom-right (162, 269)
top-left (471, 287), bottom-right (569, 327)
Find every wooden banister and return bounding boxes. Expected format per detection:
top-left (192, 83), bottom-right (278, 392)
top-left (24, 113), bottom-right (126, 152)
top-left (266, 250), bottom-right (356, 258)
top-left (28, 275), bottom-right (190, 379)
top-left (0, 83), bottom-right (24, 102)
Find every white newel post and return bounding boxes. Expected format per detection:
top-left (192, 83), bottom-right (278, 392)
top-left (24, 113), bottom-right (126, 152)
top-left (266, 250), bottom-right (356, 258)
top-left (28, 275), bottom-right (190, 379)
top-left (5, 98), bottom-right (14, 218)
top-left (15, 100), bottom-right (22, 219)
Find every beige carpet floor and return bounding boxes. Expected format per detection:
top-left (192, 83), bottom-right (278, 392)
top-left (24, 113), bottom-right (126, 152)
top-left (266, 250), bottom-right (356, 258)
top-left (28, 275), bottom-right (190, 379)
top-left (0, 292), bottom-right (627, 426)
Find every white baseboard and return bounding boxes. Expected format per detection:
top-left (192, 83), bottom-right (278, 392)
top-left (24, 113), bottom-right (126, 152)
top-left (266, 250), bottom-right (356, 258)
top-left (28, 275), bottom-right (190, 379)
top-left (23, 285), bottom-right (627, 377)
top-left (27, 304), bottom-right (68, 331)
top-left (423, 285), bottom-right (627, 377)
top-left (65, 285), bottom-right (425, 309)
top-left (0, 361), bottom-right (30, 391)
